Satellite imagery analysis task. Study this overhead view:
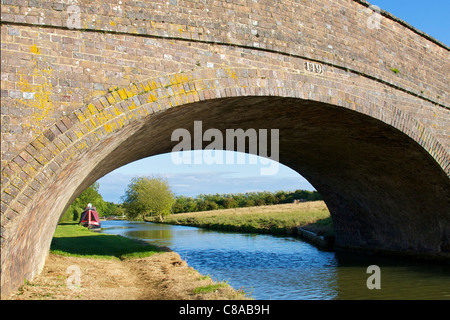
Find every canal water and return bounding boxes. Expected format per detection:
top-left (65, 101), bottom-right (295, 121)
top-left (101, 220), bottom-right (450, 300)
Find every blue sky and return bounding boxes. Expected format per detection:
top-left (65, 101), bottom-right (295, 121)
top-left (371, 0), bottom-right (449, 45)
top-left (97, 1), bottom-right (449, 203)
top-left (98, 151), bottom-right (313, 202)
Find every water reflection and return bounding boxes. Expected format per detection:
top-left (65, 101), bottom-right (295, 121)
top-left (101, 220), bottom-right (450, 300)
top-left (128, 229), bottom-right (174, 241)
top-left (333, 252), bottom-right (450, 300)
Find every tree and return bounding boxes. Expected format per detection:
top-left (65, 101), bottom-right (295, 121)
top-left (102, 201), bottom-right (121, 217)
top-left (112, 205), bottom-right (126, 218)
top-left (60, 182), bottom-right (106, 222)
top-left (264, 192), bottom-right (276, 205)
top-left (222, 197), bottom-right (237, 209)
top-left (122, 176), bottom-right (175, 222)
top-left (186, 200), bottom-right (198, 212)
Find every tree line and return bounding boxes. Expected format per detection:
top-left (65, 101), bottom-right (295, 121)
top-left (61, 176), bottom-right (322, 222)
top-left (172, 189), bottom-right (322, 214)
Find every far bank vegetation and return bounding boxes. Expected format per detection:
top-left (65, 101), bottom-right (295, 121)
top-left (62, 176), bottom-right (331, 236)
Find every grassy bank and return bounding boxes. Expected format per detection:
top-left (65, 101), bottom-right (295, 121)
top-left (50, 222), bottom-right (162, 260)
top-left (11, 222), bottom-right (249, 300)
top-left (146, 201), bottom-right (334, 237)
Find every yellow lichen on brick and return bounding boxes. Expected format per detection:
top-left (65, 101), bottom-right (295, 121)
top-left (114, 107), bottom-right (122, 116)
top-left (142, 81), bottom-right (151, 92)
top-left (95, 112), bottom-right (108, 126)
top-left (128, 100), bottom-right (137, 110)
top-left (175, 74), bottom-right (185, 84)
top-left (87, 103), bottom-right (97, 115)
top-left (104, 123), bottom-right (113, 133)
top-left (115, 117), bottom-right (125, 129)
top-left (90, 117), bottom-right (99, 127)
top-left (111, 90), bottom-right (121, 101)
top-left (74, 129), bottom-right (84, 139)
top-left (74, 110), bottom-right (86, 122)
top-left (117, 89), bottom-right (128, 100)
top-left (17, 59), bottom-right (53, 137)
top-left (150, 81), bottom-right (158, 90)
top-left (227, 69), bottom-right (237, 79)
top-left (148, 93), bottom-right (157, 103)
top-left (76, 141), bottom-right (88, 151)
top-left (183, 74), bottom-right (192, 85)
top-left (30, 44), bottom-right (41, 55)
top-left (176, 84), bottom-right (185, 95)
top-left (124, 87), bottom-right (134, 98)
top-left (85, 90), bottom-right (107, 102)
top-left (106, 94), bottom-right (116, 104)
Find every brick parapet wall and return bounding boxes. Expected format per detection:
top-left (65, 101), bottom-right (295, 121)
top-left (1, 0), bottom-right (448, 103)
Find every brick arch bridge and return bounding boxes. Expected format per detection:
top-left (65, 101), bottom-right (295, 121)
top-left (1, 0), bottom-right (449, 296)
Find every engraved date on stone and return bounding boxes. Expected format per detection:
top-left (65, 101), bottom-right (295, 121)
top-left (304, 61), bottom-right (323, 74)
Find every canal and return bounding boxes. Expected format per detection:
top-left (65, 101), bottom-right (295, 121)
top-left (101, 220), bottom-right (450, 300)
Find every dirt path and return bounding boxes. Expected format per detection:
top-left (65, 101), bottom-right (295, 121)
top-left (8, 252), bottom-right (247, 300)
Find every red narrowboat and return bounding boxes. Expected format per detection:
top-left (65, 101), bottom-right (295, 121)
top-left (79, 204), bottom-right (101, 230)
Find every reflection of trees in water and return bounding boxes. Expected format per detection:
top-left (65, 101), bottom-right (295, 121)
top-left (127, 228), bottom-right (174, 241)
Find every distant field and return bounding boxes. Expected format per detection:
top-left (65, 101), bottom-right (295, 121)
top-left (147, 201), bottom-right (333, 236)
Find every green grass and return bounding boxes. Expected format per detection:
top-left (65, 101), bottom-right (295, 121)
top-left (50, 223), bottom-right (161, 260)
top-left (192, 276), bottom-right (252, 298)
top-left (193, 283), bottom-right (230, 294)
top-left (146, 201), bottom-right (333, 237)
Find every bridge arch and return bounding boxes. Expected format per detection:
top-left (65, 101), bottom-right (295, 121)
top-left (1, 0), bottom-right (449, 296)
top-left (2, 67), bottom-right (450, 295)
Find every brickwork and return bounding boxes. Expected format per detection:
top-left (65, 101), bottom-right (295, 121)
top-left (1, 0), bottom-right (449, 296)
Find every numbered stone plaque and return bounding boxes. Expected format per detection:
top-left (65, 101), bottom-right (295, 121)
top-left (304, 61), bottom-right (323, 74)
